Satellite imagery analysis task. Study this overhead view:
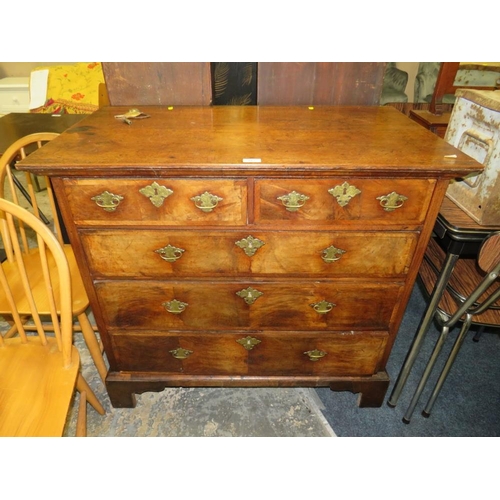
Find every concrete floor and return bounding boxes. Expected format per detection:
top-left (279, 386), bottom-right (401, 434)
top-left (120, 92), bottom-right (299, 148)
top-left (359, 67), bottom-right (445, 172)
top-left (64, 330), bottom-right (336, 437)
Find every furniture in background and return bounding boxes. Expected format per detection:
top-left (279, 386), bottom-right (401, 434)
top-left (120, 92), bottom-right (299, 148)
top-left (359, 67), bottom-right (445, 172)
top-left (211, 63), bottom-right (257, 105)
top-left (18, 105), bottom-right (481, 409)
top-left (256, 62), bottom-right (386, 105)
top-left (379, 63), bottom-right (409, 105)
top-left (389, 89), bottom-right (500, 421)
top-left (388, 197), bottom-right (500, 418)
top-left (410, 63), bottom-right (500, 138)
top-left (102, 62), bottom-right (212, 106)
top-left (0, 133), bottom-right (108, 383)
top-left (0, 112), bottom-right (86, 153)
top-left (29, 62), bottom-right (105, 115)
top-left (406, 230), bottom-right (500, 420)
top-left (0, 198), bottom-right (105, 436)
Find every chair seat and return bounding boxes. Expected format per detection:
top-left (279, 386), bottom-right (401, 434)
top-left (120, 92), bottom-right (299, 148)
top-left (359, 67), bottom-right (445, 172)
top-left (0, 337), bottom-right (80, 436)
top-left (0, 244), bottom-right (89, 316)
top-left (419, 236), bottom-right (500, 326)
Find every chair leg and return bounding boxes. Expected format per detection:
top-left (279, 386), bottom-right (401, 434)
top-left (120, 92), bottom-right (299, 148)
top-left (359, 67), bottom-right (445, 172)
top-left (422, 315), bottom-right (473, 417)
top-left (77, 312), bottom-right (108, 383)
top-left (403, 321), bottom-right (451, 423)
top-left (472, 325), bottom-right (485, 342)
top-left (76, 391), bottom-right (87, 437)
top-left (76, 373), bottom-right (105, 415)
top-left (388, 252), bottom-right (460, 407)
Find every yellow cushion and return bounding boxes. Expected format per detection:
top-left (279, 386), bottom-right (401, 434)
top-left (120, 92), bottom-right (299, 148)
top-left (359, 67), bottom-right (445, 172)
top-left (31, 62), bottom-right (104, 114)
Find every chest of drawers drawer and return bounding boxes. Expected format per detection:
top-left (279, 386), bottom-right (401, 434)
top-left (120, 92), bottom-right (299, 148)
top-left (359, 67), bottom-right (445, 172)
top-left (62, 176), bottom-right (434, 228)
top-left (95, 280), bottom-right (403, 331)
top-left (63, 178), bottom-right (248, 225)
top-left (109, 330), bottom-right (388, 377)
top-left (80, 229), bottom-right (418, 278)
top-left (255, 178), bottom-right (436, 226)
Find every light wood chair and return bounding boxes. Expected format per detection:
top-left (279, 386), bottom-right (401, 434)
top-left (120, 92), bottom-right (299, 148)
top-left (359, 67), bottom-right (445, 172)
top-left (0, 198), bottom-right (105, 436)
top-left (403, 231), bottom-right (500, 422)
top-left (0, 133), bottom-right (108, 382)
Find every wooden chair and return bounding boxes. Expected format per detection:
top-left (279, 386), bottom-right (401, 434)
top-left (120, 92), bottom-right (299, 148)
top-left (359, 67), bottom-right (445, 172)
top-left (0, 198), bottom-right (105, 436)
top-left (0, 133), bottom-right (108, 382)
top-left (403, 232), bottom-right (500, 422)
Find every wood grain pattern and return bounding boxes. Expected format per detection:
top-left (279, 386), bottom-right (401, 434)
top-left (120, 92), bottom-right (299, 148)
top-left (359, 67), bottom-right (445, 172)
top-left (102, 62), bottom-right (212, 106)
top-left (257, 63), bottom-right (386, 105)
top-left (110, 331), bottom-right (388, 376)
top-left (16, 105), bottom-right (483, 408)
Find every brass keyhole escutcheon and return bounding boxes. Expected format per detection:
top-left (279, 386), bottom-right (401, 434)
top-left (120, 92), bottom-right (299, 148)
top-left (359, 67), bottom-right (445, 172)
top-left (310, 300), bottom-right (335, 315)
top-left (322, 245), bottom-right (346, 263)
top-left (236, 287), bottom-right (264, 305)
top-left (376, 191), bottom-right (408, 212)
top-left (236, 336), bottom-right (262, 351)
top-left (277, 190), bottom-right (310, 212)
top-left (139, 181), bottom-right (173, 207)
top-left (155, 244), bottom-right (185, 262)
top-left (91, 191), bottom-right (124, 212)
top-left (304, 349), bottom-right (328, 362)
top-left (169, 347), bottom-right (193, 360)
top-left (163, 299), bottom-right (188, 314)
top-left (328, 182), bottom-right (361, 207)
top-left (191, 191), bottom-right (223, 212)
top-left (235, 235), bottom-right (266, 257)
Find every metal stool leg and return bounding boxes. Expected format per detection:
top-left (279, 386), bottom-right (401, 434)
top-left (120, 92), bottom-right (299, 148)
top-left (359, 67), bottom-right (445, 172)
top-left (422, 315), bottom-right (473, 417)
top-left (388, 251), bottom-right (460, 407)
top-left (402, 317), bottom-right (451, 423)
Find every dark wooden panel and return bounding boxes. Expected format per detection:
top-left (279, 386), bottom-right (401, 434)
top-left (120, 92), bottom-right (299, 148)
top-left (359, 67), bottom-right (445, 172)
top-left (257, 62), bottom-right (386, 105)
top-left (101, 62), bottom-right (212, 106)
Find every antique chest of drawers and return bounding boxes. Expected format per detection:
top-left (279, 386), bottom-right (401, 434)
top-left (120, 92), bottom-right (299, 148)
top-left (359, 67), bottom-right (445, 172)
top-left (19, 105), bottom-right (481, 408)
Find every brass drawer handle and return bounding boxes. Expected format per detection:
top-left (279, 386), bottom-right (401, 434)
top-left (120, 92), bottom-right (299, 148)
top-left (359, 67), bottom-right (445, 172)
top-left (191, 191), bottom-right (223, 212)
top-left (91, 191), bottom-right (124, 212)
top-left (304, 349), bottom-right (328, 362)
top-left (310, 300), bottom-right (335, 314)
top-left (376, 191), bottom-right (408, 212)
top-left (236, 287), bottom-right (263, 305)
top-left (235, 235), bottom-right (265, 257)
top-left (163, 299), bottom-right (188, 314)
top-left (277, 190), bottom-right (310, 212)
top-left (328, 182), bottom-right (361, 207)
top-left (169, 347), bottom-right (193, 360)
top-left (155, 244), bottom-right (185, 262)
top-left (139, 181), bottom-right (173, 207)
top-left (236, 336), bottom-right (262, 351)
top-left (321, 245), bottom-right (346, 263)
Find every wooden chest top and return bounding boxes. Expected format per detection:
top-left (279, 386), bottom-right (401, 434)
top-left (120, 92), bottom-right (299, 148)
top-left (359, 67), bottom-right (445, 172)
top-left (19, 105), bottom-right (482, 178)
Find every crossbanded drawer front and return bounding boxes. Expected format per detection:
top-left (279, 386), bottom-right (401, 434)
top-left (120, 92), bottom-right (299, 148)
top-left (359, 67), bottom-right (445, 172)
top-left (110, 331), bottom-right (388, 376)
top-left (63, 178), bottom-right (247, 225)
top-left (95, 280), bottom-right (403, 331)
top-left (80, 229), bottom-right (417, 278)
top-left (255, 178), bottom-right (435, 225)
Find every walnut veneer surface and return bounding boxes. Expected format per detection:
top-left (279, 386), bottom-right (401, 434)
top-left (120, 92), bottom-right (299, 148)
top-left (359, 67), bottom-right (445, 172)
top-left (18, 105), bottom-right (482, 408)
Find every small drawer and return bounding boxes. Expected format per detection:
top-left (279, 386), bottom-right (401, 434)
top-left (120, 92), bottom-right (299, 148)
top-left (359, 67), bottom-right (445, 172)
top-left (96, 279), bottom-right (403, 331)
top-left (110, 330), bottom-right (388, 376)
top-left (255, 178), bottom-right (435, 226)
top-left (62, 178), bottom-right (248, 226)
top-left (80, 229), bottom-right (417, 278)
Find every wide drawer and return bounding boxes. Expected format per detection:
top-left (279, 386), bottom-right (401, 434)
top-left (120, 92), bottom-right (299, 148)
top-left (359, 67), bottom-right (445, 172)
top-left (62, 178), bottom-right (248, 225)
top-left (110, 330), bottom-right (388, 376)
top-left (255, 178), bottom-right (436, 226)
top-left (95, 280), bottom-right (403, 331)
top-left (81, 229), bottom-right (418, 278)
